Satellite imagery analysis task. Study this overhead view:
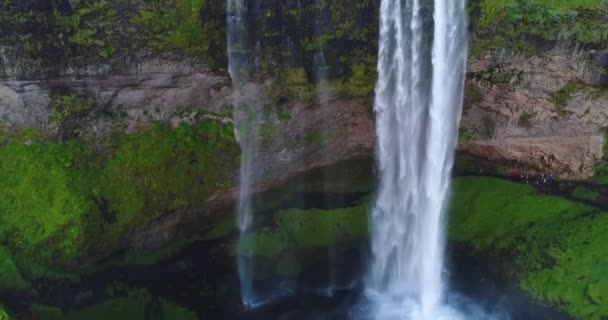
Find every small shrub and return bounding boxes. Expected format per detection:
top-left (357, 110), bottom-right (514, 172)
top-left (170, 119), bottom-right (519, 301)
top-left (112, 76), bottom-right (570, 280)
top-left (550, 82), bottom-right (580, 116)
top-left (304, 128), bottom-right (329, 146)
top-left (467, 83), bottom-right (484, 105)
top-left (459, 129), bottom-right (475, 143)
top-left (481, 115), bottom-right (496, 139)
top-left (49, 94), bottom-right (93, 127)
top-left (518, 112), bottom-right (534, 128)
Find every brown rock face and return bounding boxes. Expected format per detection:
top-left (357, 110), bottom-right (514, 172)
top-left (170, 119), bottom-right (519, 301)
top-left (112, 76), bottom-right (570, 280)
top-left (0, 61), bottom-right (233, 135)
top-left (460, 50), bottom-right (608, 179)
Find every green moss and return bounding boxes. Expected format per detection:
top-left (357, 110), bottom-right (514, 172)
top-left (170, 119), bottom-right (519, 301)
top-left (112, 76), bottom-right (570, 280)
top-left (517, 112), bottom-right (534, 128)
top-left (571, 186), bottom-right (600, 201)
top-left (480, 115), bottom-right (496, 139)
top-left (550, 82), bottom-right (580, 116)
top-left (237, 229), bottom-right (288, 258)
top-left (0, 246), bottom-right (30, 292)
top-left (64, 288), bottom-right (197, 320)
top-left (11, 252), bottom-right (79, 283)
top-left (458, 129), bottom-right (475, 143)
top-left (276, 206), bottom-right (368, 248)
top-left (475, 68), bottom-right (523, 87)
top-left (0, 0), bottom-right (130, 69)
top-left (330, 62), bottom-right (377, 97)
top-left (54, 1), bottom-right (119, 60)
top-left (0, 306), bottom-right (9, 320)
top-left (133, 0), bottom-right (221, 61)
top-left (25, 304), bottom-right (64, 320)
top-left (203, 220), bottom-right (236, 241)
top-left (450, 176), bottom-right (607, 319)
top-left (473, 0), bottom-right (608, 55)
top-left (0, 120), bottom-right (238, 267)
top-left (49, 94), bottom-right (93, 128)
top-left (303, 128), bottom-right (330, 146)
top-left (236, 201), bottom-right (369, 258)
top-left (118, 238), bottom-right (194, 267)
top-left (467, 82), bottom-right (484, 105)
top-left (97, 121), bottom-right (238, 248)
top-left (0, 140), bottom-right (92, 261)
top-left (592, 129), bottom-right (608, 184)
top-left (521, 214), bottom-right (608, 320)
top-left (304, 34), bottom-right (336, 52)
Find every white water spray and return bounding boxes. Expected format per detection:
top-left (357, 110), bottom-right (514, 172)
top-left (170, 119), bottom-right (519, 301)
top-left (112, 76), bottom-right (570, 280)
top-left (367, 0), bottom-right (468, 319)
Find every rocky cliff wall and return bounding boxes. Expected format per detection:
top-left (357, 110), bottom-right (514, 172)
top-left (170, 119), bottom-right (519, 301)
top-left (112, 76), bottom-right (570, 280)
top-left (0, 0), bottom-right (607, 265)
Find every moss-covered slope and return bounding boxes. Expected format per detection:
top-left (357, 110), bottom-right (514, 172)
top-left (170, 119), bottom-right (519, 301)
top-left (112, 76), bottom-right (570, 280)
top-left (451, 176), bottom-right (607, 320)
top-left (0, 119), bottom-right (238, 272)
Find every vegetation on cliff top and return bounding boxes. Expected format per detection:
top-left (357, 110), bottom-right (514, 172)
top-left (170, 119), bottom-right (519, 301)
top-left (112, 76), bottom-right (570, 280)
top-left (472, 0), bottom-right (608, 54)
top-left (450, 176), bottom-right (607, 320)
top-left (0, 0), bottom-right (225, 74)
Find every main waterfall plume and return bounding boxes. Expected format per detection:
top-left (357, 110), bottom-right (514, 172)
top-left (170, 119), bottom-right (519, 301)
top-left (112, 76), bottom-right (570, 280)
top-left (367, 0), bottom-right (468, 318)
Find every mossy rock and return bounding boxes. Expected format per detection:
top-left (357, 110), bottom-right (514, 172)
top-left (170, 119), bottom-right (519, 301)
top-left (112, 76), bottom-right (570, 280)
top-left (63, 289), bottom-right (198, 320)
top-left (450, 176), bottom-right (608, 320)
top-left (571, 186), bottom-right (600, 202)
top-left (0, 246), bottom-right (30, 292)
top-left (24, 304), bottom-right (64, 320)
top-left (0, 305), bottom-right (10, 320)
top-left (0, 119), bottom-right (238, 268)
top-left (236, 201), bottom-right (369, 259)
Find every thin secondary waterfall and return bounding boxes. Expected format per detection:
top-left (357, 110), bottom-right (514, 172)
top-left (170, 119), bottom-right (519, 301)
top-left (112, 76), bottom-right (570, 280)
top-left (227, 0), bottom-right (258, 307)
top-left (312, 0), bottom-right (337, 296)
top-left (367, 0), bottom-right (468, 318)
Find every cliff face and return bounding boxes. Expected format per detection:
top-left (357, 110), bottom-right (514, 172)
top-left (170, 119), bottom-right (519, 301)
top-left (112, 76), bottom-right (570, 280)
top-left (461, 50), bottom-right (608, 179)
top-left (0, 1), bottom-right (607, 264)
top-left (0, 0), bottom-right (607, 268)
top-left (1, 0), bottom-right (606, 183)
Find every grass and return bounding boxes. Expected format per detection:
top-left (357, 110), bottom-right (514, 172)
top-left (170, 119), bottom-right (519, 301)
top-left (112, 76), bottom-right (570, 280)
top-left (450, 176), bottom-right (607, 319)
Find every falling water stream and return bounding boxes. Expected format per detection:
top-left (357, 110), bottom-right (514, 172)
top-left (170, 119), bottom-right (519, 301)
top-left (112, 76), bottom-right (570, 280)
top-left (227, 0), bottom-right (260, 307)
top-left (367, 0), bottom-right (468, 319)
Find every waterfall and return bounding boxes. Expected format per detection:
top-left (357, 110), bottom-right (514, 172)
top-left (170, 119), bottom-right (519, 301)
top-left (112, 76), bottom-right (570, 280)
top-left (227, 0), bottom-right (260, 307)
top-left (311, 0), bottom-right (338, 296)
top-left (367, 0), bottom-right (468, 318)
